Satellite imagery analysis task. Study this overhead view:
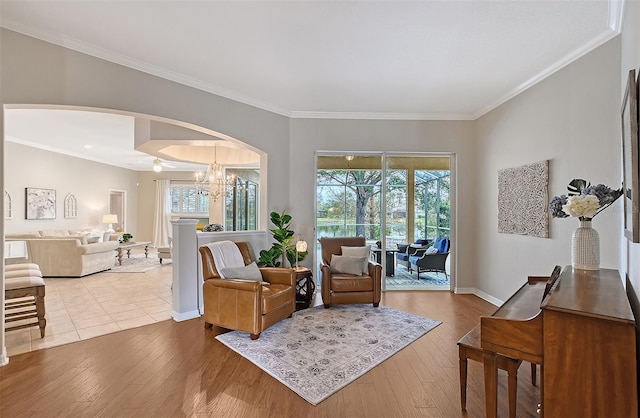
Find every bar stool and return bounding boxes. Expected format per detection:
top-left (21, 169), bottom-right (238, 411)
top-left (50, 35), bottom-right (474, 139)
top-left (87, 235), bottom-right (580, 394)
top-left (4, 264), bottom-right (46, 338)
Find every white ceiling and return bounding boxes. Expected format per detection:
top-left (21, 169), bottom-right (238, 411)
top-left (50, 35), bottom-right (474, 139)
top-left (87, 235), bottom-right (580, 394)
top-left (0, 1), bottom-right (622, 169)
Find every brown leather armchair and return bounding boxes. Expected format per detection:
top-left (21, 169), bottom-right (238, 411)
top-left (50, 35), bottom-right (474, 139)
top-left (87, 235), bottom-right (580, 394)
top-left (199, 242), bottom-right (296, 340)
top-left (320, 237), bottom-right (382, 308)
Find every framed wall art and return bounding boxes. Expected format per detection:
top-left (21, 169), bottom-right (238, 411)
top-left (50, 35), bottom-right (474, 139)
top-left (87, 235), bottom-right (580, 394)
top-left (497, 160), bottom-right (549, 238)
top-left (25, 187), bottom-right (56, 220)
top-left (621, 69), bottom-right (639, 242)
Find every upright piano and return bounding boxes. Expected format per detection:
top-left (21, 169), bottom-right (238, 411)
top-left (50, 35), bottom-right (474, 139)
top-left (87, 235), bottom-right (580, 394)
top-left (481, 267), bottom-right (637, 418)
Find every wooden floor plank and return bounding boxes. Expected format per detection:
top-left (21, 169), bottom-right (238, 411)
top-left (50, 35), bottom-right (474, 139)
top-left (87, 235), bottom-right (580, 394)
top-left (1, 290), bottom-right (542, 417)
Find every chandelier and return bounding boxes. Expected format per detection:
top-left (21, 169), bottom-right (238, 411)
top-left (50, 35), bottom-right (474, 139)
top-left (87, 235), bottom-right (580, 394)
top-left (194, 148), bottom-right (236, 201)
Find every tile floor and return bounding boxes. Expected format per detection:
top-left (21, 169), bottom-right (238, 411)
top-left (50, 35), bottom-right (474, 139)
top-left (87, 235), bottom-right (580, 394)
top-left (4, 249), bottom-right (173, 356)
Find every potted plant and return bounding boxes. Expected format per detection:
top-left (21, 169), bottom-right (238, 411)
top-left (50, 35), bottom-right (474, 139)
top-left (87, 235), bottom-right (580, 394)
top-left (120, 233), bottom-right (133, 243)
top-left (258, 210), bottom-right (308, 267)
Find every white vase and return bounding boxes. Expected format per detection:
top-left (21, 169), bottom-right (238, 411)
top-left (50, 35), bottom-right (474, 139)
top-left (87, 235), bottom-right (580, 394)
top-left (571, 219), bottom-right (600, 270)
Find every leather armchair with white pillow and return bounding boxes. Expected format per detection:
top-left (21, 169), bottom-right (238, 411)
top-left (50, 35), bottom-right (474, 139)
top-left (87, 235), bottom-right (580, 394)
top-left (319, 237), bottom-right (382, 309)
top-left (199, 241), bottom-right (296, 340)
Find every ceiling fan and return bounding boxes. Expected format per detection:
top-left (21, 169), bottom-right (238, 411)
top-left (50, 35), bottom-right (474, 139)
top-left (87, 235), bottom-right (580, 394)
top-left (152, 158), bottom-right (176, 172)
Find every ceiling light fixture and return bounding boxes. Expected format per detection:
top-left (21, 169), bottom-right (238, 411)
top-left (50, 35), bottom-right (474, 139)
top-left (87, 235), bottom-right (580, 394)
top-left (194, 147), bottom-right (236, 201)
top-left (153, 158), bottom-right (163, 172)
top-left (345, 155), bottom-right (355, 161)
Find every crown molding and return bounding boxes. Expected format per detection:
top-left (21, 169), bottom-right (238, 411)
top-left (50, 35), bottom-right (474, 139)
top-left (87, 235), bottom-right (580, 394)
top-left (2, 2), bottom-right (622, 124)
top-left (289, 111), bottom-right (475, 121)
top-left (472, 28), bottom-right (620, 120)
top-left (609, 0), bottom-right (624, 32)
top-left (0, 20), bottom-right (293, 118)
top-left (0, 20), bottom-right (476, 121)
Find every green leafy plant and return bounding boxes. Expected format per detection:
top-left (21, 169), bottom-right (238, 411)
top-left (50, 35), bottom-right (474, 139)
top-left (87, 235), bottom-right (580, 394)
top-left (120, 233), bottom-right (133, 243)
top-left (258, 210), bottom-right (308, 267)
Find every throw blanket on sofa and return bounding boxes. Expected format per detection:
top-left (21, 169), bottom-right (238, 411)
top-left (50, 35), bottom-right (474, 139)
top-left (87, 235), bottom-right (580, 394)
top-left (205, 240), bottom-right (245, 278)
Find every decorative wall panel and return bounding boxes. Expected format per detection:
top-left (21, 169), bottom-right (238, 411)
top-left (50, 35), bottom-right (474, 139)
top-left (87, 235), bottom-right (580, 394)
top-left (498, 160), bottom-right (549, 237)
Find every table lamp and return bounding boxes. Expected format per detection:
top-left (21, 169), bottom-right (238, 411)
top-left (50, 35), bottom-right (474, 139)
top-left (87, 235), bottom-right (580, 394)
top-left (295, 236), bottom-right (308, 269)
top-left (102, 214), bottom-right (118, 233)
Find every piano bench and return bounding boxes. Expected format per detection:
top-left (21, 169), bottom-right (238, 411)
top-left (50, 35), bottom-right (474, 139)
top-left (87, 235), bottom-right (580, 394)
top-left (457, 325), bottom-right (536, 418)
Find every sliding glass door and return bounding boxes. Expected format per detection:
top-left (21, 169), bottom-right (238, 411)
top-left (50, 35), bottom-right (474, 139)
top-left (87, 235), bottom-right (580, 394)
top-left (316, 153), bottom-right (453, 292)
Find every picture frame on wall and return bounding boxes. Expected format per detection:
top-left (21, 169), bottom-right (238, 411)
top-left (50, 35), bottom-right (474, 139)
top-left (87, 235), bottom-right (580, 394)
top-left (25, 187), bottom-right (56, 220)
top-left (621, 69), bottom-right (639, 242)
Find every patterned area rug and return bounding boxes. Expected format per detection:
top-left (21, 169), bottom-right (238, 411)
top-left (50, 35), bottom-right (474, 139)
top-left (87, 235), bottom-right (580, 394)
top-left (107, 252), bottom-right (167, 273)
top-left (215, 305), bottom-right (441, 405)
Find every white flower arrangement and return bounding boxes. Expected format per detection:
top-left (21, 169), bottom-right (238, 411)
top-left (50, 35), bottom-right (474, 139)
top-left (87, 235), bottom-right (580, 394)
top-left (549, 179), bottom-right (622, 221)
top-left (562, 195), bottom-right (600, 219)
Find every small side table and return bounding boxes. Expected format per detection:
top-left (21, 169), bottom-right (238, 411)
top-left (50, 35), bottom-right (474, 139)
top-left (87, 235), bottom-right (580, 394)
top-left (294, 267), bottom-right (315, 310)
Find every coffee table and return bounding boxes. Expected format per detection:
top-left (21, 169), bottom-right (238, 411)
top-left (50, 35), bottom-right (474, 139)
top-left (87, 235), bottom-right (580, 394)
top-left (116, 241), bottom-right (151, 265)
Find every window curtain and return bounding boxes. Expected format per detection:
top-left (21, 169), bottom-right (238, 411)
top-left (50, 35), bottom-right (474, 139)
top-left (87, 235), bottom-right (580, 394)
top-left (152, 179), bottom-right (171, 247)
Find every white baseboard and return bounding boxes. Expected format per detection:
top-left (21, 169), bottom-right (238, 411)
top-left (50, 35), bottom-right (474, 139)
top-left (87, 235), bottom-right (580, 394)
top-left (172, 310), bottom-right (201, 322)
top-left (473, 289), bottom-right (503, 307)
top-left (454, 287), bottom-right (476, 294)
top-left (1, 345), bottom-right (9, 367)
top-left (454, 287), bottom-right (503, 307)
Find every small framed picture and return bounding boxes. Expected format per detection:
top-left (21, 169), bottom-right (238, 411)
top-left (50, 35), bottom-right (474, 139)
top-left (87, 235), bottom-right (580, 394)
top-left (25, 187), bottom-right (56, 220)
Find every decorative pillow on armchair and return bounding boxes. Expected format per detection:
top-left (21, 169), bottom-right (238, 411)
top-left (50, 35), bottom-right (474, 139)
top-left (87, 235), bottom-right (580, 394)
top-left (221, 262), bottom-right (263, 281)
top-left (341, 245), bottom-right (371, 274)
top-left (425, 246), bottom-right (438, 255)
top-left (330, 255), bottom-right (368, 276)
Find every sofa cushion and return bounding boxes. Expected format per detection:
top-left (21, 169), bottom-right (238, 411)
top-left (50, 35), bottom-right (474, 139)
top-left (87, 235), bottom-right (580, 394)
top-left (40, 230), bottom-right (70, 237)
top-left (6, 233), bottom-right (41, 239)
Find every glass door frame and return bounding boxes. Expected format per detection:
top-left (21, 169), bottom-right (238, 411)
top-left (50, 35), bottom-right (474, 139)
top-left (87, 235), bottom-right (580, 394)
top-left (314, 151), bottom-right (456, 293)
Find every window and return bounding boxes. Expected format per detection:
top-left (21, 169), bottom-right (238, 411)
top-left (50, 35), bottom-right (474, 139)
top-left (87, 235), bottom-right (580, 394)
top-left (225, 171), bottom-right (259, 231)
top-left (169, 184), bottom-right (208, 215)
top-left (317, 168), bottom-right (383, 240)
top-left (414, 171), bottom-right (450, 240)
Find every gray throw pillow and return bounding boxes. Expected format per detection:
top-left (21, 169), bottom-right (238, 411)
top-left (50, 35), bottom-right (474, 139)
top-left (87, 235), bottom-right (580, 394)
top-left (330, 255), bottom-right (367, 276)
top-left (341, 245), bottom-right (371, 274)
top-left (221, 262), bottom-right (263, 281)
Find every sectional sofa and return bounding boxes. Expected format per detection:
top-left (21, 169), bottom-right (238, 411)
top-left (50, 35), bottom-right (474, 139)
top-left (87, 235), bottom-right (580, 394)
top-left (5, 230), bottom-right (120, 277)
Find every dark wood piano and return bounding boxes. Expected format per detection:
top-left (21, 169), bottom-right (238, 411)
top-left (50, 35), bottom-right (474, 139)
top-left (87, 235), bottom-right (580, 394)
top-left (481, 267), bottom-right (637, 418)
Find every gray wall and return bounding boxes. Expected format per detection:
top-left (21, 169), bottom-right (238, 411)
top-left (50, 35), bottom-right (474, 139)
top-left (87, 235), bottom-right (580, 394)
top-left (475, 37), bottom-right (622, 301)
top-left (5, 142), bottom-right (139, 235)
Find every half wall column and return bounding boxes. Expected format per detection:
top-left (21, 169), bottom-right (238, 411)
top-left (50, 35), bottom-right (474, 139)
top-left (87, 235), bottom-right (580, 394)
top-left (171, 219), bottom-right (200, 322)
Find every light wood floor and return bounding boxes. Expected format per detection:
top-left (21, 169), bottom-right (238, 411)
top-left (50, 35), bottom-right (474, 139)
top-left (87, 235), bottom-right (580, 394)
top-left (0, 291), bottom-right (540, 417)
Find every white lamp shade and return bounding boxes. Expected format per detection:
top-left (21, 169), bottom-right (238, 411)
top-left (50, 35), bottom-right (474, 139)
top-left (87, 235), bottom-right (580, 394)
top-left (296, 240), bottom-right (308, 252)
top-left (102, 214), bottom-right (118, 224)
top-left (153, 158), bottom-right (163, 172)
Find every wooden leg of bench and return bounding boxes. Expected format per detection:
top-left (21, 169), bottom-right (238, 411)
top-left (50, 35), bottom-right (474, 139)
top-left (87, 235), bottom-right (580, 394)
top-left (507, 360), bottom-right (520, 418)
top-left (531, 362), bottom-right (537, 386)
top-left (36, 286), bottom-right (46, 338)
top-left (458, 348), bottom-right (468, 410)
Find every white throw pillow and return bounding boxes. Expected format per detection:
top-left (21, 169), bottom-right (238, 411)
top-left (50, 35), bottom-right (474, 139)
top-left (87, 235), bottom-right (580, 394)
top-left (341, 245), bottom-right (371, 274)
top-left (330, 255), bottom-right (367, 276)
top-left (425, 246), bottom-right (438, 255)
top-left (220, 262), bottom-right (263, 282)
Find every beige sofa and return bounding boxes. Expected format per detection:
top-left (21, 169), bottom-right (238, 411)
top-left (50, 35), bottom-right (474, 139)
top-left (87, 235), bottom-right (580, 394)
top-left (6, 230), bottom-right (120, 277)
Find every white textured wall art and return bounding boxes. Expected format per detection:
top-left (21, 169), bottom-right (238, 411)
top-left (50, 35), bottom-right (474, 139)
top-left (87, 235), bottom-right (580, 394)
top-left (498, 160), bottom-right (549, 238)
